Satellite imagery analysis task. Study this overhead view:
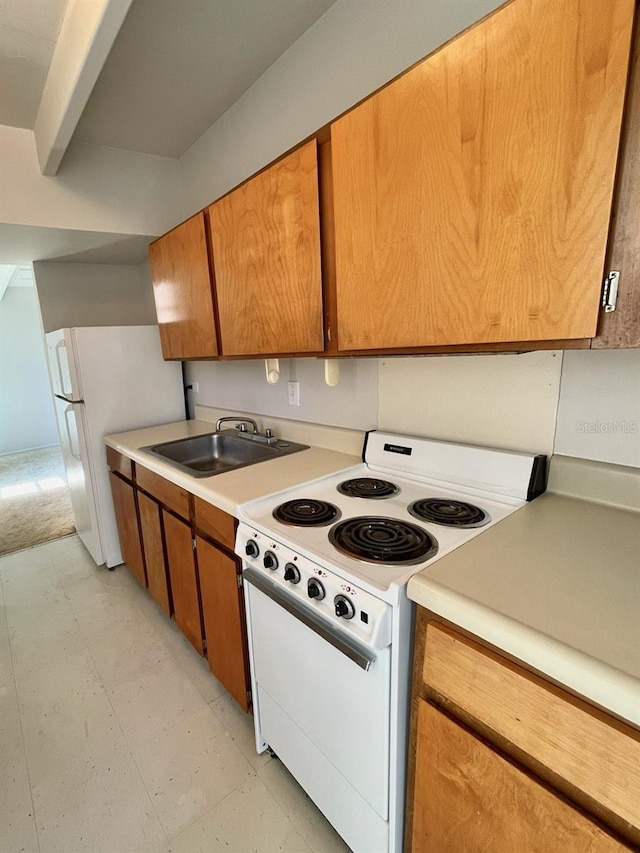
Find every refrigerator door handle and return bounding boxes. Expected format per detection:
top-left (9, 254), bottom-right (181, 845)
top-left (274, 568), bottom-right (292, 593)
top-left (55, 393), bottom-right (84, 404)
top-left (64, 405), bottom-right (82, 461)
top-left (55, 339), bottom-right (73, 399)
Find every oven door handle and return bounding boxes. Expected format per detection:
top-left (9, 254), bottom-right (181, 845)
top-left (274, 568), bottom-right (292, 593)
top-left (243, 567), bottom-right (377, 672)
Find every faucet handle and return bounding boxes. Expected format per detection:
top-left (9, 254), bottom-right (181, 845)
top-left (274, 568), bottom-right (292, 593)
top-left (265, 428), bottom-right (273, 439)
top-left (237, 423), bottom-right (248, 432)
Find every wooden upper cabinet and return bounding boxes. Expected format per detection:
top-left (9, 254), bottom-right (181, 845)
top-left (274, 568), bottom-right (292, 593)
top-left (149, 213), bottom-right (218, 359)
top-left (593, 21), bottom-right (640, 349)
top-left (330, 0), bottom-right (636, 351)
top-left (207, 140), bottom-right (324, 356)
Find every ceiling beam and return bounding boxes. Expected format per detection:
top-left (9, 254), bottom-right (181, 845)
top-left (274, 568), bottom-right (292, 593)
top-left (33, 0), bottom-right (134, 177)
top-left (0, 265), bottom-right (18, 301)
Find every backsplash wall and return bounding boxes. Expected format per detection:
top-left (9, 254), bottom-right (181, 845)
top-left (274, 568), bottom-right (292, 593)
top-left (185, 357), bottom-right (379, 431)
top-left (553, 349), bottom-right (640, 468)
top-left (187, 350), bottom-right (563, 456)
top-left (187, 349), bottom-right (639, 465)
top-left (378, 351), bottom-right (563, 456)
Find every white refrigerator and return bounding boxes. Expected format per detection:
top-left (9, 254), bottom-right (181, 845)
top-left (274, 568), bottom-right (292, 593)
top-left (46, 325), bottom-right (185, 568)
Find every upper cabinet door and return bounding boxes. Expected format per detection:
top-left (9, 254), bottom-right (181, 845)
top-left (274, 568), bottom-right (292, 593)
top-left (330, 0), bottom-right (635, 351)
top-left (208, 140), bottom-right (324, 356)
top-left (149, 213), bottom-right (218, 360)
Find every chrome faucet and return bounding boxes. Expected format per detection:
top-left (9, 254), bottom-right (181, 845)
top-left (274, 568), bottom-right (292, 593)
top-left (215, 416), bottom-right (258, 433)
top-left (215, 416), bottom-right (278, 445)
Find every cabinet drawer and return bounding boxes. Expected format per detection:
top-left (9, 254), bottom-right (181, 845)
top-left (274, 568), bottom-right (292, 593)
top-left (136, 465), bottom-right (191, 519)
top-left (423, 623), bottom-right (640, 833)
top-left (413, 700), bottom-right (631, 853)
top-left (193, 497), bottom-right (236, 551)
top-left (106, 446), bottom-right (132, 480)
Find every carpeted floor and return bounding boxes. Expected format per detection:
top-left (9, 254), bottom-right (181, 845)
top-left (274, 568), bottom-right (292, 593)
top-left (0, 445), bottom-right (76, 555)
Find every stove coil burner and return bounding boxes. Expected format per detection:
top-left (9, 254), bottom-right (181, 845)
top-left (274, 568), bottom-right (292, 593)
top-left (272, 499), bottom-right (341, 527)
top-left (408, 498), bottom-right (490, 528)
top-left (337, 477), bottom-right (400, 499)
top-left (329, 516), bottom-right (438, 565)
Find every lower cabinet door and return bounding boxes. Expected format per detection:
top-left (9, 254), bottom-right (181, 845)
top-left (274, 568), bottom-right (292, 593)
top-left (196, 536), bottom-right (249, 711)
top-left (108, 471), bottom-right (146, 587)
top-left (162, 510), bottom-right (203, 655)
top-left (412, 701), bottom-right (631, 853)
top-left (137, 491), bottom-right (170, 616)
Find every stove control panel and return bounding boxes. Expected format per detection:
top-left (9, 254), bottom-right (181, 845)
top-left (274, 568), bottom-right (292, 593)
top-left (237, 523), bottom-right (392, 649)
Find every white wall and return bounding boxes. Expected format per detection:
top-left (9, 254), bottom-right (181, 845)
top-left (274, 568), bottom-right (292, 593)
top-left (179, 0), bottom-right (503, 214)
top-left (378, 352), bottom-right (563, 456)
top-left (0, 285), bottom-right (59, 454)
top-left (186, 357), bottom-right (378, 431)
top-left (188, 349), bottom-right (564, 456)
top-left (33, 260), bottom-right (157, 333)
top-left (554, 350), bottom-right (640, 468)
top-left (0, 125), bottom-right (183, 237)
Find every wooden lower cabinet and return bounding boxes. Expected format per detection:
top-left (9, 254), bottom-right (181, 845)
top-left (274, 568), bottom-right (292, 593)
top-left (196, 535), bottom-right (249, 711)
top-left (407, 614), bottom-right (640, 852)
top-left (108, 471), bottom-right (146, 587)
top-left (107, 446), bottom-right (252, 712)
top-left (137, 491), bottom-right (170, 616)
top-left (163, 510), bottom-right (204, 655)
top-left (413, 701), bottom-right (630, 853)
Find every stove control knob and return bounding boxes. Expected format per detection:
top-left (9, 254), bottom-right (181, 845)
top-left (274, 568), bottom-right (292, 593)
top-left (284, 563), bottom-right (301, 584)
top-left (245, 540), bottom-right (260, 559)
top-left (263, 551), bottom-right (278, 571)
top-left (307, 579), bottom-right (325, 601)
top-left (334, 595), bottom-right (355, 620)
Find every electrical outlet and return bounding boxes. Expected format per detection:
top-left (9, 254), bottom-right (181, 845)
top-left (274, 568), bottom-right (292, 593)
top-left (288, 380), bottom-right (300, 407)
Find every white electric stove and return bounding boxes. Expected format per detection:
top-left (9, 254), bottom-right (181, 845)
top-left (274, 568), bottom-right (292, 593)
top-left (236, 431), bottom-right (546, 853)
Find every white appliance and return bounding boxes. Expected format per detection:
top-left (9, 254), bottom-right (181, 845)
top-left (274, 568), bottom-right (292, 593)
top-left (46, 325), bottom-right (185, 567)
top-left (236, 431), bottom-right (547, 853)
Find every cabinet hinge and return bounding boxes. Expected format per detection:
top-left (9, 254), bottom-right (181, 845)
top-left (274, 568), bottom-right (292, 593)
top-left (247, 689), bottom-right (252, 706)
top-left (237, 573), bottom-right (243, 589)
top-left (192, 537), bottom-right (197, 552)
top-left (602, 270), bottom-right (620, 313)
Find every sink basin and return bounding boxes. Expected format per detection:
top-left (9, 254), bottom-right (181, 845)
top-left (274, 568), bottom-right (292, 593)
top-left (140, 431), bottom-right (309, 478)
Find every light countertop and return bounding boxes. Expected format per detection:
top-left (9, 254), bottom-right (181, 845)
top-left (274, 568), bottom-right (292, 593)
top-left (105, 419), bottom-right (360, 518)
top-left (408, 456), bottom-right (640, 726)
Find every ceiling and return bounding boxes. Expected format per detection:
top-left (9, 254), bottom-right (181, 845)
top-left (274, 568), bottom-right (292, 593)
top-left (0, 0), bottom-right (68, 127)
top-left (0, 0), bottom-right (337, 264)
top-left (74, 0), bottom-right (337, 157)
top-left (1, 0), bottom-right (337, 157)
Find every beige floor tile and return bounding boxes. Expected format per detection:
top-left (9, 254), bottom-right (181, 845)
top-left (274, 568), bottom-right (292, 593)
top-left (26, 690), bottom-right (129, 797)
top-left (167, 775), bottom-right (312, 853)
top-left (1, 567), bottom-right (61, 611)
top-left (133, 705), bottom-right (254, 839)
top-left (88, 616), bottom-right (171, 691)
top-left (6, 592), bottom-right (78, 643)
top-left (0, 749), bottom-right (39, 853)
top-left (35, 751), bottom-right (166, 853)
top-left (108, 656), bottom-right (206, 751)
top-left (9, 621), bottom-right (88, 675)
top-left (69, 582), bottom-right (146, 648)
top-left (258, 759), bottom-right (351, 853)
top-left (15, 647), bottom-right (103, 734)
top-left (210, 693), bottom-right (272, 772)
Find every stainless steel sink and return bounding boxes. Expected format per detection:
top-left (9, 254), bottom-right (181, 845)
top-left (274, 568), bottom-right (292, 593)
top-left (140, 431), bottom-right (309, 477)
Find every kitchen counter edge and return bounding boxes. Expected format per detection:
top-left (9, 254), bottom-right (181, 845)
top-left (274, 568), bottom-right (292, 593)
top-left (407, 485), bottom-right (640, 727)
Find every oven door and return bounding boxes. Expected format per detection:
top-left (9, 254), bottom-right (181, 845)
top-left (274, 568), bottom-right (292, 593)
top-left (244, 567), bottom-right (391, 853)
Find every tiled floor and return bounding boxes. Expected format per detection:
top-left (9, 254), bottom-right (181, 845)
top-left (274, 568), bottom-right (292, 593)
top-left (0, 535), bottom-right (351, 853)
